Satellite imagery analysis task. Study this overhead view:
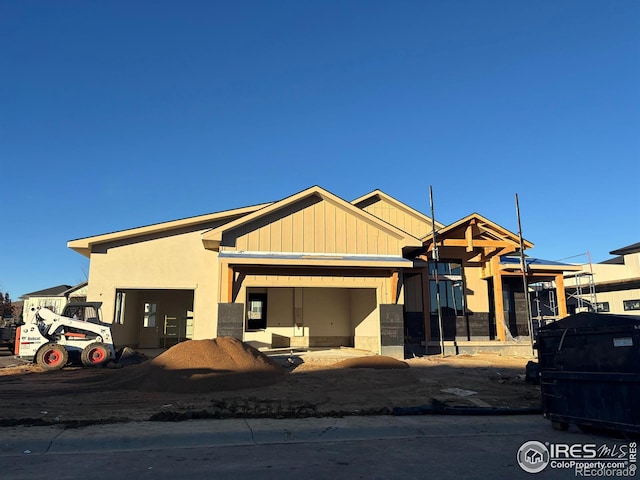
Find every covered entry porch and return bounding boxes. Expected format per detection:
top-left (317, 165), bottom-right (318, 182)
top-left (216, 257), bottom-right (410, 358)
top-left (242, 286), bottom-right (378, 351)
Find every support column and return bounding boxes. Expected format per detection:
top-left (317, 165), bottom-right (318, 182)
top-left (220, 263), bottom-right (234, 303)
top-left (555, 273), bottom-right (568, 318)
top-left (390, 271), bottom-right (399, 304)
top-left (491, 256), bottom-right (506, 341)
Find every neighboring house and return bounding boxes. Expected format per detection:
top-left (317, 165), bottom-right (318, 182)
top-left (563, 242), bottom-right (640, 316)
top-left (67, 186), bottom-right (576, 357)
top-left (21, 283), bottom-right (88, 319)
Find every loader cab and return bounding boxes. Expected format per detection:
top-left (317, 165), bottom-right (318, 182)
top-left (62, 302), bottom-right (103, 324)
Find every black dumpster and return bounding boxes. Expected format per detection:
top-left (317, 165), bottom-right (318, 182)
top-left (536, 312), bottom-right (640, 433)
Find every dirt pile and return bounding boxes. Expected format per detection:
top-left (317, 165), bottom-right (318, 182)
top-left (332, 356), bottom-right (410, 369)
top-left (116, 338), bottom-right (284, 393)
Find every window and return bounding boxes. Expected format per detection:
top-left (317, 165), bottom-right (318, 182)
top-left (594, 302), bottom-right (610, 313)
top-left (430, 280), bottom-right (464, 316)
top-left (623, 299), bottom-right (640, 311)
top-left (428, 261), bottom-right (462, 276)
top-left (114, 291), bottom-right (126, 324)
top-left (143, 303), bottom-right (157, 327)
top-left (428, 260), bottom-right (464, 316)
top-left (246, 293), bottom-right (267, 330)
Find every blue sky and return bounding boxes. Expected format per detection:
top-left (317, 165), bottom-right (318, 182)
top-left (1, 1), bottom-right (638, 299)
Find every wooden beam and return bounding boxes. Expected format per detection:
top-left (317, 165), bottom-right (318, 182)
top-left (227, 265), bottom-right (234, 303)
top-left (390, 271), bottom-right (399, 304)
top-left (465, 225), bottom-right (473, 252)
top-left (441, 239), bottom-right (514, 248)
top-left (496, 246), bottom-right (517, 257)
top-left (555, 273), bottom-right (568, 318)
top-left (491, 256), bottom-right (506, 342)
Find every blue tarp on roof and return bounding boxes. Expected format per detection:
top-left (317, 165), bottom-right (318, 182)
top-left (500, 256), bottom-right (575, 268)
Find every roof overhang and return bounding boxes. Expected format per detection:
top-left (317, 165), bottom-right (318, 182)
top-left (218, 251), bottom-right (414, 269)
top-left (202, 186), bottom-right (423, 252)
top-left (68, 203), bottom-right (271, 257)
top-left (421, 213), bottom-right (533, 259)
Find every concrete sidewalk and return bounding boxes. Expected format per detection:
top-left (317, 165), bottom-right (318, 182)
top-left (0, 414), bottom-right (556, 457)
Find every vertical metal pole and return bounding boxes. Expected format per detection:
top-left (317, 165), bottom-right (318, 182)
top-left (515, 193), bottom-right (535, 356)
top-left (587, 251), bottom-right (597, 309)
top-left (430, 186), bottom-right (445, 357)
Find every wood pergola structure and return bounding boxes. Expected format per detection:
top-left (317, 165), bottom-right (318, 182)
top-left (421, 213), bottom-right (578, 341)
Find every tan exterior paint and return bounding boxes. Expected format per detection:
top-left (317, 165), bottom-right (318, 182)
top-left (69, 186), bottom-right (415, 354)
top-left (86, 226), bottom-right (220, 343)
top-left (223, 198), bottom-right (406, 256)
top-left (231, 268), bottom-right (393, 353)
top-left (68, 184), bottom-right (578, 356)
top-left (68, 203), bottom-right (271, 257)
top-left (352, 189), bottom-right (443, 239)
top-left (204, 187), bottom-right (422, 253)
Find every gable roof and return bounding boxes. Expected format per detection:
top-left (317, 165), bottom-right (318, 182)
top-left (20, 282), bottom-right (88, 300)
top-left (22, 284), bottom-right (73, 298)
top-left (202, 185), bottom-right (423, 251)
top-left (68, 202), bottom-right (271, 257)
top-left (423, 212), bottom-right (534, 250)
top-left (351, 189), bottom-right (445, 230)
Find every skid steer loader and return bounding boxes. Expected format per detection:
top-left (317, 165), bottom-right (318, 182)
top-left (16, 302), bottom-right (116, 370)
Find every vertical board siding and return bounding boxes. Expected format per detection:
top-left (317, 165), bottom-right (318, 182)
top-left (324, 202), bottom-right (336, 253)
top-left (346, 214), bottom-right (358, 253)
top-left (303, 206), bottom-right (314, 252)
top-left (314, 201), bottom-right (326, 252)
top-left (334, 207), bottom-right (346, 252)
top-left (362, 198), bottom-right (431, 239)
top-left (227, 197), bottom-right (403, 255)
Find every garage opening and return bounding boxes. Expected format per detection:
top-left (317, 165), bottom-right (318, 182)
top-left (243, 287), bottom-right (378, 353)
top-left (110, 289), bottom-right (194, 349)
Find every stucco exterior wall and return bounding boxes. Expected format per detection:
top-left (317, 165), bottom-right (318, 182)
top-left (565, 255), bottom-right (640, 284)
top-left (350, 288), bottom-right (379, 352)
top-left (86, 228), bottom-right (219, 339)
top-left (242, 286), bottom-right (381, 352)
top-left (463, 264), bottom-right (491, 312)
top-left (593, 289), bottom-right (640, 316)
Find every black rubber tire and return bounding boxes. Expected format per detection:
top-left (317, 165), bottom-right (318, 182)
top-left (36, 343), bottom-right (68, 371)
top-left (81, 342), bottom-right (110, 367)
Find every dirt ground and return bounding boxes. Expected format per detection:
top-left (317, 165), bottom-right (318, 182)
top-left (0, 342), bottom-right (540, 427)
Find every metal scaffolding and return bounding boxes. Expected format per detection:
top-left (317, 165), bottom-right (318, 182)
top-left (564, 271), bottom-right (598, 312)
